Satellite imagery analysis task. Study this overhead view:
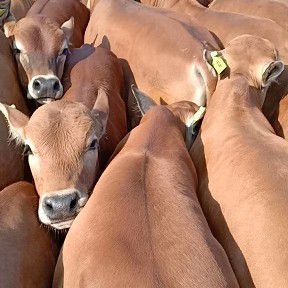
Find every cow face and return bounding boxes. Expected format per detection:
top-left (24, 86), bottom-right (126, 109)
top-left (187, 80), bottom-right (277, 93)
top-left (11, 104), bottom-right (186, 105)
top-left (0, 89), bottom-right (109, 229)
top-left (205, 34), bottom-right (284, 106)
top-left (4, 16), bottom-right (74, 104)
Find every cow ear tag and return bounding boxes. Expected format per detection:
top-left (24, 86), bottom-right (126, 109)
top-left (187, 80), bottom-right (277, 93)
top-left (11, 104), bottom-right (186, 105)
top-left (211, 51), bottom-right (228, 75)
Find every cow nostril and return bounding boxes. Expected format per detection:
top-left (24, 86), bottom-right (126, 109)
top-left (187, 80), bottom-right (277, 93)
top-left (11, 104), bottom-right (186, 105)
top-left (70, 197), bottom-right (77, 210)
top-left (53, 81), bottom-right (60, 92)
top-left (33, 80), bottom-right (41, 91)
top-left (44, 199), bottom-right (53, 211)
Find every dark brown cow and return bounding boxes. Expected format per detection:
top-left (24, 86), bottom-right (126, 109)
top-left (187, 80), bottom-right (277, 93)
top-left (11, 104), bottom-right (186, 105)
top-left (0, 46), bottom-right (127, 230)
top-left (53, 95), bottom-right (239, 287)
top-left (4, 0), bottom-right (90, 103)
top-left (0, 181), bottom-right (59, 287)
top-left (0, 30), bottom-right (28, 190)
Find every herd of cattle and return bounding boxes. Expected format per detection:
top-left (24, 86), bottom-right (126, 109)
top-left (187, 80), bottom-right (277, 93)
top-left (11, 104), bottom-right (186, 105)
top-left (1, 0), bottom-right (288, 287)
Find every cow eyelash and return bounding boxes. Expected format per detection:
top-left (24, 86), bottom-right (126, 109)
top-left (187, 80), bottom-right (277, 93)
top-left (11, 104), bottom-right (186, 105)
top-left (23, 144), bottom-right (33, 156)
top-left (13, 47), bottom-right (21, 55)
top-left (60, 48), bottom-right (69, 56)
top-left (88, 139), bottom-right (98, 151)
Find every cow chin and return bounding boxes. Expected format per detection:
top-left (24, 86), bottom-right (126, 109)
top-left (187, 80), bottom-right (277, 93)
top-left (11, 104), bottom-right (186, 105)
top-left (36, 97), bottom-right (56, 105)
top-left (50, 219), bottom-right (75, 230)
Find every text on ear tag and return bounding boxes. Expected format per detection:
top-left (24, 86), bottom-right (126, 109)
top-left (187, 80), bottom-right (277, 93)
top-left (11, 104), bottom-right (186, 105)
top-left (211, 52), bottom-right (227, 75)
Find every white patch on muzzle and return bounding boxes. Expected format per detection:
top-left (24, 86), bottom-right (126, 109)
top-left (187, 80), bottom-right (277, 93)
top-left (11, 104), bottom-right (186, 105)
top-left (38, 188), bottom-right (89, 229)
top-left (28, 74), bottom-right (63, 100)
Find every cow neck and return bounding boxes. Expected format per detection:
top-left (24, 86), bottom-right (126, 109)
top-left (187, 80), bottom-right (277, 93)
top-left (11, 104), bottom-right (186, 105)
top-left (205, 75), bottom-right (274, 134)
top-left (133, 107), bottom-right (186, 154)
top-left (208, 76), bottom-right (263, 110)
top-left (180, 0), bottom-right (206, 17)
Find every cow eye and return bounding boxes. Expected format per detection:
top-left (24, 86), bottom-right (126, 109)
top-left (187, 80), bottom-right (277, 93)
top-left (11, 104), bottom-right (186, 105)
top-left (88, 139), bottom-right (98, 151)
top-left (13, 47), bottom-right (21, 55)
top-left (23, 144), bottom-right (33, 156)
top-left (61, 48), bottom-right (69, 56)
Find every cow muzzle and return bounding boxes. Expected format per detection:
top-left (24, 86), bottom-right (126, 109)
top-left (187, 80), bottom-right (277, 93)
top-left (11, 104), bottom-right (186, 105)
top-left (38, 189), bottom-right (88, 230)
top-left (28, 75), bottom-right (63, 104)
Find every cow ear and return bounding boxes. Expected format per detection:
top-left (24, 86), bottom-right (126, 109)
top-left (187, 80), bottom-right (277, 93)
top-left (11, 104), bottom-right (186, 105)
top-left (131, 85), bottom-right (157, 116)
top-left (185, 106), bottom-right (206, 149)
top-left (262, 60), bottom-right (284, 87)
top-left (92, 88), bottom-right (109, 139)
top-left (61, 17), bottom-right (74, 42)
top-left (3, 14), bottom-right (16, 38)
top-left (0, 103), bottom-right (29, 143)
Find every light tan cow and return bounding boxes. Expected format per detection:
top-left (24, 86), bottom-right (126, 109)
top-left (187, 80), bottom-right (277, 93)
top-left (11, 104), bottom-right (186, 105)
top-left (85, 0), bottom-right (221, 113)
top-left (209, 0), bottom-right (288, 32)
top-left (190, 74), bottom-right (288, 287)
top-left (4, 0), bottom-right (89, 104)
top-left (0, 181), bottom-right (59, 287)
top-left (139, 0), bottom-right (288, 137)
top-left (53, 96), bottom-right (239, 288)
top-left (85, 0), bottom-right (286, 128)
top-left (0, 46), bottom-right (127, 230)
top-left (0, 30), bottom-right (28, 190)
top-left (138, 0), bottom-right (288, 61)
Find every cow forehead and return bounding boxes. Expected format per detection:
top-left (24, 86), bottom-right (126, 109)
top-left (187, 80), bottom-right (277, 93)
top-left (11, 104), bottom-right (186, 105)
top-left (229, 35), bottom-right (276, 57)
top-left (14, 17), bottom-right (65, 54)
top-left (25, 102), bottom-right (95, 154)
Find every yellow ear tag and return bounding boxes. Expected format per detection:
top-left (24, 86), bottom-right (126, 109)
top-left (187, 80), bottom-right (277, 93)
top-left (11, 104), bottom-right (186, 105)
top-left (211, 51), bottom-right (227, 75)
top-left (0, 8), bottom-right (6, 18)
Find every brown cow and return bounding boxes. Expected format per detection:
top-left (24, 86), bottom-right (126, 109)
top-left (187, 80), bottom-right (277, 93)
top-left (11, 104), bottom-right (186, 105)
top-left (85, 0), bottom-right (221, 112)
top-left (139, 0), bottom-right (288, 137)
top-left (4, 0), bottom-right (89, 104)
top-left (209, 0), bottom-right (288, 32)
top-left (0, 0), bottom-right (37, 25)
top-left (53, 94), bottom-right (239, 288)
top-left (0, 46), bottom-right (127, 229)
top-left (0, 30), bottom-right (28, 190)
top-left (0, 181), bottom-right (59, 287)
top-left (190, 70), bottom-right (288, 286)
top-left (11, 0), bottom-right (36, 20)
top-left (138, 0), bottom-right (288, 60)
top-left (85, 0), bottom-right (285, 127)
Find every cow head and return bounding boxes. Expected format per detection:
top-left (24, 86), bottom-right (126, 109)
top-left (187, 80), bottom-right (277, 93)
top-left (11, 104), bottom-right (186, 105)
top-left (204, 34), bottom-right (284, 106)
top-left (0, 89), bottom-right (109, 229)
top-left (4, 15), bottom-right (74, 104)
top-left (131, 86), bottom-right (204, 149)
